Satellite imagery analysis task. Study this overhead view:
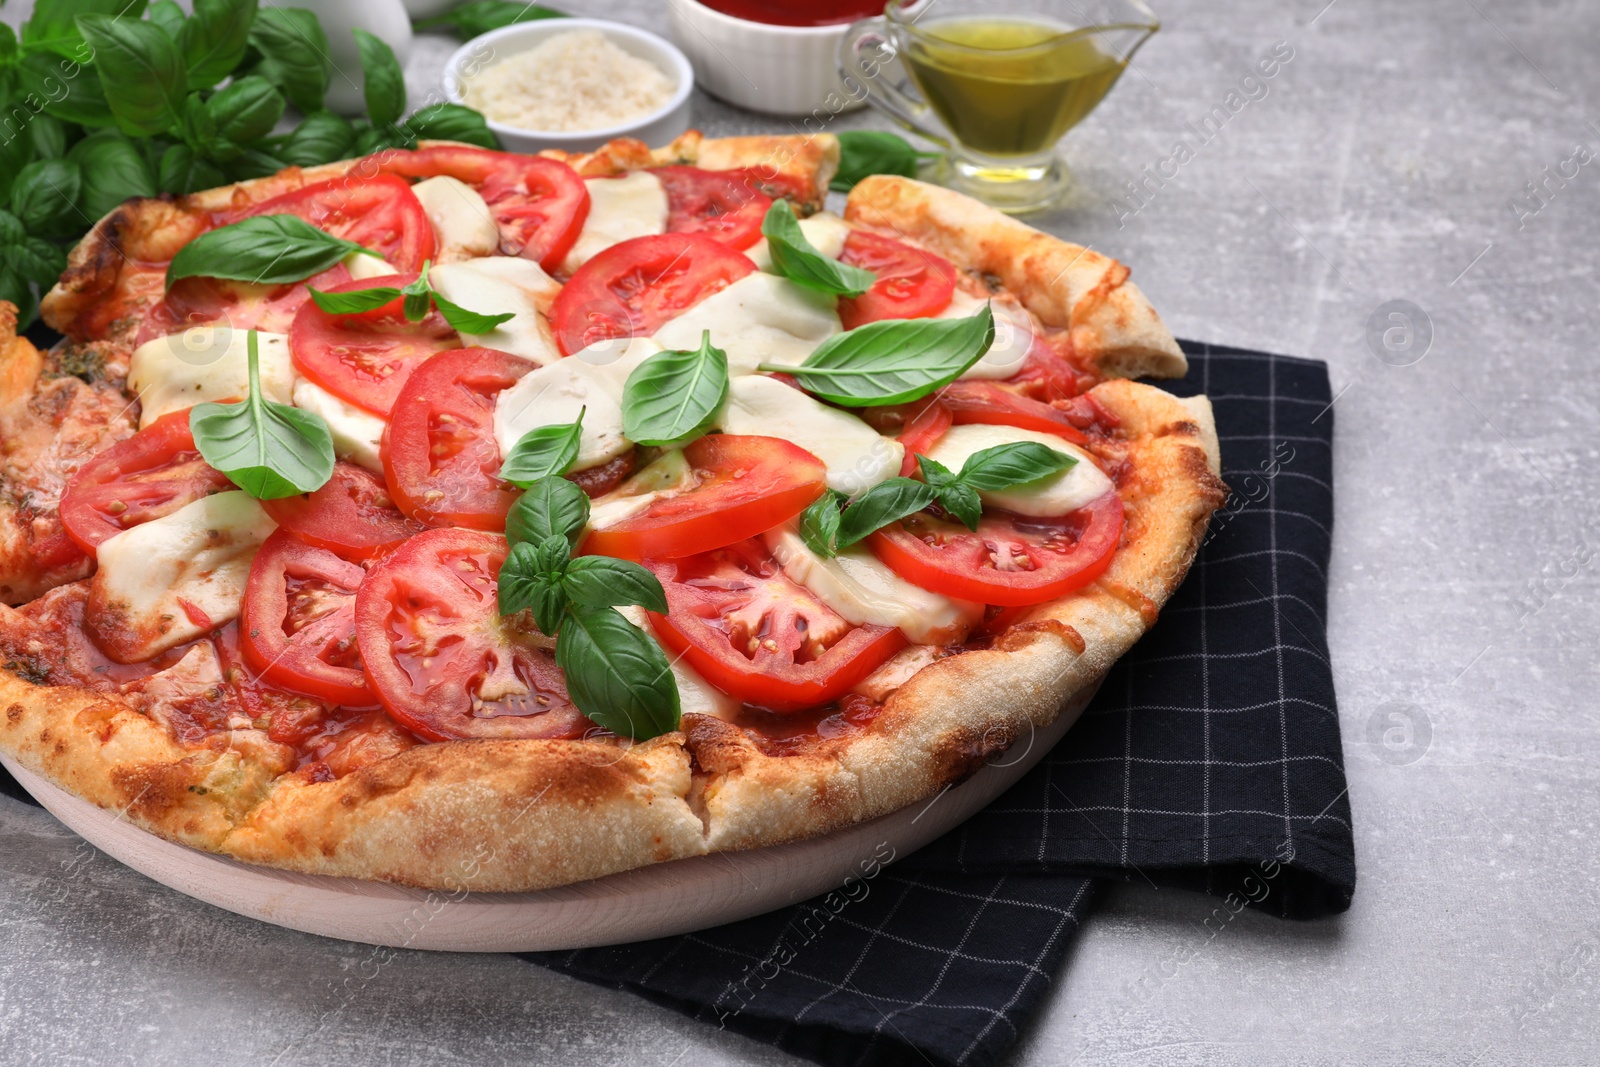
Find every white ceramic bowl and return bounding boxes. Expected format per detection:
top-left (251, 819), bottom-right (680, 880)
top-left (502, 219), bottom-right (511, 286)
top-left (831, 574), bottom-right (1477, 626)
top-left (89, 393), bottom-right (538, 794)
top-left (443, 19), bottom-right (694, 154)
top-left (665, 0), bottom-right (867, 118)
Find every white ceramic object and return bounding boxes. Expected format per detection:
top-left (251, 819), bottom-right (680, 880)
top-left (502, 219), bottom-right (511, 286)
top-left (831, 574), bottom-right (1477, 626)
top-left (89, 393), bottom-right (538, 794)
top-left (269, 0), bottom-right (414, 117)
top-left (665, 0), bottom-right (868, 118)
top-left (0, 682), bottom-right (1097, 951)
top-left (443, 20), bottom-right (695, 155)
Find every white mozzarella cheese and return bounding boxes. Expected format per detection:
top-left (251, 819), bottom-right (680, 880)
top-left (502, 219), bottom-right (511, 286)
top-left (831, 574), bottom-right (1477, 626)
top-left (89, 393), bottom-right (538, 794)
top-left (652, 272), bottom-right (840, 375)
top-left (430, 256), bottom-right (564, 365)
top-left (716, 374), bottom-right (900, 497)
top-left (129, 328), bottom-right (295, 429)
top-left (586, 449), bottom-right (691, 530)
top-left (921, 423), bottom-right (1113, 517)
top-left (560, 171), bottom-right (669, 274)
top-left (411, 175), bottom-right (501, 260)
top-left (293, 378), bottom-right (386, 473)
top-left (90, 492), bottom-right (276, 662)
top-left (763, 526), bottom-right (982, 646)
top-left (943, 291), bottom-right (1036, 381)
top-left (747, 211), bottom-right (853, 272)
top-left (616, 605), bottom-right (741, 719)
top-left (344, 250), bottom-right (399, 281)
top-left (493, 338), bottom-right (661, 471)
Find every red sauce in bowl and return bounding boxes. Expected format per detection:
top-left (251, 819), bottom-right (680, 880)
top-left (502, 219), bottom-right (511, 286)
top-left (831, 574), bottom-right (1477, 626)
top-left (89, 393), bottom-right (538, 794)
top-left (697, 0), bottom-right (888, 27)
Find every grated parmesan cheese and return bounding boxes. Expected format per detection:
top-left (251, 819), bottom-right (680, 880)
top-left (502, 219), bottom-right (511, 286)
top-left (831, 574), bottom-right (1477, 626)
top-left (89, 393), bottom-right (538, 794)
top-left (462, 30), bottom-right (676, 132)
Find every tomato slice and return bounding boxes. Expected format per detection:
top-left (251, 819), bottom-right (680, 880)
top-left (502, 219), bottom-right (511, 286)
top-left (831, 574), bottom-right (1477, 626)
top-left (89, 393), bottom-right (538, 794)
top-left (645, 540), bottom-right (906, 712)
top-left (868, 491), bottom-right (1124, 607)
top-left (836, 231), bottom-right (957, 329)
top-left (289, 271), bottom-right (461, 417)
top-left (382, 347), bottom-right (532, 530)
top-left (873, 398), bottom-right (953, 477)
top-left (369, 146), bottom-right (589, 272)
top-left (938, 380), bottom-right (1090, 444)
top-left (354, 527), bottom-right (585, 741)
top-left (261, 462), bottom-right (426, 563)
top-left (653, 166), bottom-right (774, 251)
top-left (241, 529), bottom-right (373, 706)
top-left (59, 409), bottom-right (234, 555)
top-left (549, 233), bottom-right (756, 356)
top-left (583, 435), bottom-right (826, 561)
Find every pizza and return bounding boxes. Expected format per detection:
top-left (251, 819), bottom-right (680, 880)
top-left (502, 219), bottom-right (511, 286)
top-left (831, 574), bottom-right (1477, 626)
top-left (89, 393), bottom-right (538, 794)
top-left (0, 132), bottom-right (1225, 892)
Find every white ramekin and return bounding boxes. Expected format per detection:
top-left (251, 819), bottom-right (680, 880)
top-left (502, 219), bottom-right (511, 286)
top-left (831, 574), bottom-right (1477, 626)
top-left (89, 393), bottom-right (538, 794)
top-left (443, 19), bottom-right (695, 154)
top-left (664, 0), bottom-right (868, 118)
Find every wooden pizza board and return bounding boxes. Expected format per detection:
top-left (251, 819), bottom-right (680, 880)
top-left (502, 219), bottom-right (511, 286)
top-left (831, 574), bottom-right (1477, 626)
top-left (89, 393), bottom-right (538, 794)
top-left (0, 683), bottom-right (1096, 952)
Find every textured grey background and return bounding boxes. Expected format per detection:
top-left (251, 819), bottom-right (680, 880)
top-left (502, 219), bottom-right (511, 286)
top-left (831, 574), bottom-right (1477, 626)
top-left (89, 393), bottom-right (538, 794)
top-left (3, 0), bottom-right (1599, 1064)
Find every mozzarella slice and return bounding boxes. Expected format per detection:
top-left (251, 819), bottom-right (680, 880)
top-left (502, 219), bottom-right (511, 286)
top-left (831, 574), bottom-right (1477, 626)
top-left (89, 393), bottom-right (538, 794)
top-left (430, 257), bottom-right (563, 366)
top-left (763, 526), bottom-right (981, 646)
top-left (921, 423), bottom-right (1113, 517)
top-left (493, 338), bottom-right (661, 471)
top-left (716, 374), bottom-right (900, 497)
top-left (560, 171), bottom-right (669, 274)
top-left (652, 272), bottom-right (840, 375)
top-left (587, 449), bottom-right (691, 530)
top-left (293, 378), bottom-right (385, 473)
top-left (943, 291), bottom-right (1036, 381)
top-left (411, 175), bottom-right (500, 260)
top-left (344, 250), bottom-right (398, 281)
top-left (129, 328), bottom-right (294, 429)
top-left (89, 492), bottom-right (276, 663)
top-left (747, 211), bottom-right (853, 272)
top-left (616, 605), bottom-right (741, 719)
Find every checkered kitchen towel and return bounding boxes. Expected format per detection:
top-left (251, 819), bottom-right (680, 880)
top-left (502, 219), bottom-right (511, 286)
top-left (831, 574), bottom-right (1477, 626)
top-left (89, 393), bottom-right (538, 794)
top-left (0, 343), bottom-right (1353, 1067)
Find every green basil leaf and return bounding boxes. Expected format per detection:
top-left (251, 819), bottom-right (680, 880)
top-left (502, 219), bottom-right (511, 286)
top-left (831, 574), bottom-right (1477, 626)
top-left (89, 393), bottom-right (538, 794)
top-left (278, 109), bottom-right (356, 167)
top-left (400, 260), bottom-right (431, 322)
top-left (916, 454), bottom-right (980, 528)
top-left (0, 21), bottom-right (15, 62)
top-left (621, 330), bottom-right (729, 447)
top-left (555, 606), bottom-right (680, 741)
top-left (22, 0), bottom-right (147, 58)
top-left (168, 214), bottom-right (373, 288)
top-left (798, 488), bottom-right (844, 557)
top-left (180, 0), bottom-right (255, 88)
top-left (189, 330), bottom-right (335, 499)
top-left (414, 1), bottom-right (566, 40)
top-left (761, 200), bottom-right (875, 297)
top-left (0, 264), bottom-right (39, 329)
top-left (563, 556), bottom-right (668, 615)
top-left (18, 50), bottom-right (114, 128)
top-left (401, 101), bottom-right (500, 150)
top-left (158, 143), bottom-right (224, 194)
top-left (430, 290), bottom-right (515, 335)
top-left (956, 441), bottom-right (1078, 491)
top-left (498, 535), bottom-right (571, 632)
top-left (830, 130), bottom-right (930, 193)
top-left (76, 13), bottom-right (187, 137)
top-left (225, 147), bottom-right (289, 181)
top-left (10, 160), bottom-right (82, 238)
top-left (147, 0), bottom-right (185, 40)
top-left (66, 129), bottom-right (156, 216)
top-left (353, 28), bottom-right (405, 131)
top-left (0, 131), bottom-right (29, 206)
top-left (500, 409), bottom-right (583, 488)
top-left (13, 235), bottom-right (69, 287)
top-left (206, 76), bottom-right (286, 147)
top-left (180, 91), bottom-right (218, 150)
top-left (0, 210), bottom-right (27, 248)
top-left (771, 304), bottom-right (995, 407)
top-left (351, 123), bottom-right (391, 156)
top-left (836, 477), bottom-right (937, 549)
top-left (307, 284), bottom-right (401, 316)
top-left (506, 476), bottom-right (590, 550)
top-left (246, 7), bottom-right (328, 115)
top-left (28, 116), bottom-right (70, 161)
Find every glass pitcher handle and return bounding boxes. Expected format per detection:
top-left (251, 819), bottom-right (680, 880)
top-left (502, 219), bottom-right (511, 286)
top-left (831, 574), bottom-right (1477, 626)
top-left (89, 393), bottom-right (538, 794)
top-left (837, 18), bottom-right (950, 150)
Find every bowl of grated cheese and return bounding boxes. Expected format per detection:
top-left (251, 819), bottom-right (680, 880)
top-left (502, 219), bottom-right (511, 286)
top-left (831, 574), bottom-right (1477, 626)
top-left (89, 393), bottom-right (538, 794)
top-left (443, 20), bottom-right (695, 153)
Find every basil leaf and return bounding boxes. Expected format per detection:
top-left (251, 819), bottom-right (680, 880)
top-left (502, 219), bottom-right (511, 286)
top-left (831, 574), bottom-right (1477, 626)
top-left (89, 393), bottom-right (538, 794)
top-left (402, 102), bottom-right (500, 151)
top-left (206, 76), bottom-right (286, 147)
top-left (158, 143), bottom-right (224, 195)
top-left (507, 476), bottom-right (590, 550)
top-left (353, 29), bottom-right (405, 131)
top-left (29, 116), bottom-right (70, 161)
top-left (189, 331), bottom-right (335, 499)
top-left (831, 130), bottom-right (931, 193)
top-left (957, 441), bottom-right (1078, 491)
top-left (556, 606), bottom-right (680, 741)
top-left (18, 51), bottom-right (115, 128)
top-left (836, 477), bottom-right (937, 549)
top-left (23, 0), bottom-right (146, 58)
top-left (772, 304), bottom-right (995, 407)
top-left (499, 535), bottom-right (573, 630)
top-left (621, 330), bottom-right (729, 447)
top-left (307, 284), bottom-right (401, 316)
top-left (279, 110), bottom-right (356, 167)
top-left (77, 14), bottom-right (187, 138)
top-left (798, 488), bottom-right (844, 557)
top-left (414, 1), bottom-right (566, 40)
top-left (0, 265), bottom-right (38, 329)
top-left (500, 409), bottom-right (583, 488)
top-left (917, 455), bottom-right (981, 530)
top-left (226, 147), bottom-right (290, 181)
top-left (168, 215), bottom-right (374, 289)
top-left (180, 91), bottom-right (218, 151)
top-left (247, 7), bottom-right (328, 115)
top-left (67, 129), bottom-right (156, 217)
top-left (563, 556), bottom-right (668, 615)
top-left (180, 0), bottom-right (255, 88)
top-left (401, 261), bottom-right (431, 322)
top-left (761, 200), bottom-right (875, 297)
top-left (430, 290), bottom-right (516, 334)
top-left (351, 124), bottom-right (390, 156)
top-left (0, 131), bottom-right (28, 207)
top-left (12, 234), bottom-right (67, 288)
top-left (148, 0), bottom-right (185, 40)
top-left (11, 160), bottom-right (83, 239)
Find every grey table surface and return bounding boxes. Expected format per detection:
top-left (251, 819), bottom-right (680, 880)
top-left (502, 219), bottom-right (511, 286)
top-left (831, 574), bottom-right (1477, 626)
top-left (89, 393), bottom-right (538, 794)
top-left (3, 0), bottom-right (1598, 1064)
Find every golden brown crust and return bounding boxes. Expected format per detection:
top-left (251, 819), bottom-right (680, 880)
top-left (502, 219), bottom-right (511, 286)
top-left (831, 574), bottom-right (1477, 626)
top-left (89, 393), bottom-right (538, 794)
top-left (844, 175), bottom-right (1187, 381)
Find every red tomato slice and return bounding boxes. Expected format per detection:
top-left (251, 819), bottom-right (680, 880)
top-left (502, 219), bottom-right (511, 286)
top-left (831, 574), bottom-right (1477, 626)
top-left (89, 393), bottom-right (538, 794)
top-left (549, 233), bottom-right (756, 356)
top-left (653, 166), bottom-right (774, 251)
top-left (938, 380), bottom-right (1090, 444)
top-left (354, 528), bottom-right (585, 741)
top-left (59, 410), bottom-right (234, 555)
top-left (836, 230), bottom-right (957, 329)
top-left (261, 462), bottom-right (426, 563)
top-left (289, 271), bottom-right (461, 417)
top-left (645, 540), bottom-right (907, 712)
top-left (887, 398), bottom-right (953, 477)
top-left (369, 146), bottom-right (589, 272)
top-left (868, 491), bottom-right (1124, 607)
top-left (381, 347), bottom-right (532, 530)
top-left (583, 435), bottom-right (826, 561)
top-left (1008, 333), bottom-right (1089, 403)
top-left (241, 529), bottom-right (373, 706)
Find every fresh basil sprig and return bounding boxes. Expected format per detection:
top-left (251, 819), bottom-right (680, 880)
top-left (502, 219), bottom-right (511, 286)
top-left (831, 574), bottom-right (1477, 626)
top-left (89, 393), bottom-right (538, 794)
top-left (507, 475), bottom-right (591, 550)
top-left (830, 130), bottom-right (940, 193)
top-left (166, 215), bottom-right (381, 289)
top-left (189, 330), bottom-right (335, 499)
top-left (621, 330), bottom-right (729, 447)
top-left (761, 201), bottom-right (875, 297)
top-left (307, 259), bottom-right (515, 334)
top-left (500, 408), bottom-right (584, 487)
top-left (766, 304), bottom-right (996, 407)
top-left (414, 1), bottom-right (567, 39)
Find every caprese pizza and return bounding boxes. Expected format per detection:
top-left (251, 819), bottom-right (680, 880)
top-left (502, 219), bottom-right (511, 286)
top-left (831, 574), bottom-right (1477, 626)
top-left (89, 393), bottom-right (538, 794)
top-left (0, 132), bottom-right (1224, 891)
